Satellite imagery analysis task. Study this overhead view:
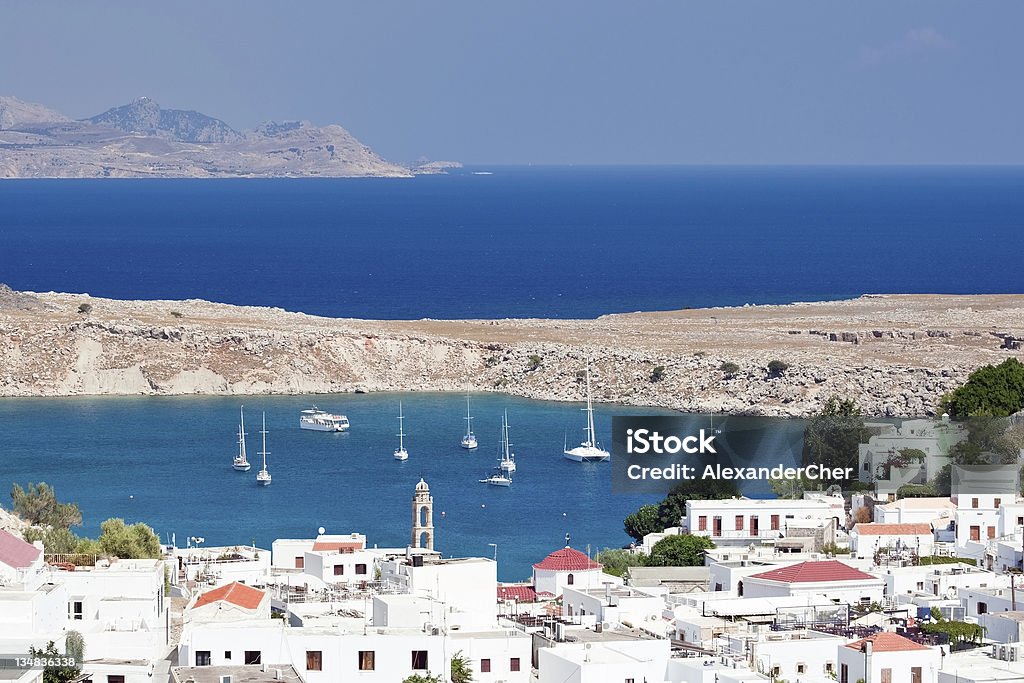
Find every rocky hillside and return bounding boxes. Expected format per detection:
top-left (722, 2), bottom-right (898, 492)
top-left (0, 96), bottom-right (412, 178)
top-left (1, 286), bottom-right (1022, 417)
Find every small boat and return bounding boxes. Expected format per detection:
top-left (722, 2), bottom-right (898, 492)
top-left (300, 406), bottom-right (350, 432)
top-left (479, 471), bottom-right (512, 487)
top-left (461, 395), bottom-right (478, 449)
top-left (232, 406), bottom-right (251, 471)
top-left (499, 410), bottom-right (516, 473)
top-left (563, 362), bottom-right (610, 462)
top-left (394, 402), bottom-right (409, 461)
top-left (256, 412), bottom-right (272, 486)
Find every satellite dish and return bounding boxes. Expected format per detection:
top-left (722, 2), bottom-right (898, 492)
top-left (317, 526), bottom-right (326, 535)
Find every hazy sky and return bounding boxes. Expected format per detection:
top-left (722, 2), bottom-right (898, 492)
top-left (1, 2), bottom-right (1021, 164)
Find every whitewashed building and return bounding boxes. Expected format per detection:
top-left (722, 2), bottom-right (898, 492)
top-left (836, 631), bottom-right (941, 683)
top-left (742, 560), bottom-right (884, 604)
top-left (683, 497), bottom-right (843, 547)
top-left (850, 523), bottom-right (935, 559)
top-left (531, 546), bottom-right (607, 598)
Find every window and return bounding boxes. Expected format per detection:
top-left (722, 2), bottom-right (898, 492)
top-left (626, 679), bottom-right (635, 683)
top-left (972, 498), bottom-right (979, 508)
top-left (70, 600), bottom-right (83, 620)
top-left (771, 515), bottom-right (780, 530)
top-left (244, 651), bottom-right (261, 665)
top-left (977, 601), bottom-right (988, 615)
top-left (995, 498), bottom-right (1002, 508)
top-left (713, 516), bottom-right (722, 536)
top-left (510, 658), bottom-right (521, 672)
top-left (737, 581), bottom-right (743, 597)
top-left (567, 573), bottom-right (574, 585)
top-left (750, 516), bottom-right (759, 536)
top-left (358, 651), bottom-right (375, 671)
top-left (412, 651), bottom-right (429, 670)
top-left (988, 526), bottom-right (996, 539)
top-left (825, 663), bottom-right (834, 674)
top-left (196, 651), bottom-right (211, 666)
top-left (480, 659), bottom-right (491, 673)
top-left (334, 564), bottom-right (344, 576)
top-left (224, 651), bottom-right (231, 660)
top-left (698, 515), bottom-right (707, 531)
top-left (970, 525), bottom-right (980, 541)
top-left (306, 651), bottom-right (322, 671)
top-left (880, 668), bottom-right (892, 683)
top-left (911, 667), bottom-right (922, 683)
top-left (735, 515), bottom-right (744, 531)
top-left (917, 581), bottom-right (924, 590)
top-left (1018, 516), bottom-right (1024, 526)
top-left (295, 556), bottom-right (304, 569)
top-left (797, 663), bottom-right (806, 674)
top-left (772, 666), bottom-right (780, 678)
top-left (840, 663), bottom-right (848, 683)
top-left (356, 563), bottom-right (367, 575)
top-left (107, 677), bottom-right (126, 683)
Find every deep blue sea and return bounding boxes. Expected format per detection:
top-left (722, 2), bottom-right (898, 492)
top-left (2, 166), bottom-right (1023, 579)
top-left (1, 393), bottom-right (677, 580)
top-left (1, 166), bottom-right (1022, 319)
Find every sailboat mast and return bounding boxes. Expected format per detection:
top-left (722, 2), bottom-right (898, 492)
top-left (503, 410), bottom-right (510, 459)
top-left (585, 364), bottom-right (596, 446)
top-left (239, 406), bottom-right (247, 460)
top-left (260, 412), bottom-right (268, 470)
top-left (398, 402), bottom-right (405, 451)
top-left (465, 395), bottom-right (473, 436)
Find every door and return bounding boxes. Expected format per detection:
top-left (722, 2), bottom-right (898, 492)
top-left (750, 516), bottom-right (759, 536)
top-left (911, 667), bottom-right (922, 683)
top-left (713, 517), bottom-right (722, 537)
top-left (970, 526), bottom-right (980, 541)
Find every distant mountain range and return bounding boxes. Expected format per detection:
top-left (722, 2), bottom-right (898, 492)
top-left (0, 96), bottom-right (455, 178)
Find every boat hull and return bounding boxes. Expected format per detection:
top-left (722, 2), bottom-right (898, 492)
top-left (233, 462), bottom-right (251, 471)
top-left (563, 446), bottom-right (610, 462)
top-left (461, 438), bottom-right (478, 449)
top-left (300, 422), bottom-right (348, 432)
top-left (480, 478), bottom-right (512, 487)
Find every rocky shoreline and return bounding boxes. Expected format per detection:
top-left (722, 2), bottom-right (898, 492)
top-left (1, 286), bottom-right (1022, 416)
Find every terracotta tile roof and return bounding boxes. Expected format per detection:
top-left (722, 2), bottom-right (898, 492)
top-left (854, 523), bottom-right (933, 535)
top-left (532, 547), bottom-right (602, 571)
top-left (193, 581), bottom-right (266, 610)
top-left (845, 631), bottom-right (931, 652)
top-left (497, 585), bottom-right (540, 602)
top-left (749, 560), bottom-right (876, 584)
top-left (0, 529), bottom-right (41, 569)
top-left (311, 541), bottom-right (363, 552)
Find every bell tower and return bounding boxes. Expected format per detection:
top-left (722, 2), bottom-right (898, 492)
top-left (411, 478), bottom-right (434, 550)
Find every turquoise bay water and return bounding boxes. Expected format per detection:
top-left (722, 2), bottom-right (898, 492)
top-left (0, 392), bottom-right (676, 580)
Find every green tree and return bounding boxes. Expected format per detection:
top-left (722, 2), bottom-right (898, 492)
top-left (27, 641), bottom-right (80, 683)
top-left (450, 651), bottom-right (474, 683)
top-left (941, 358), bottom-right (1024, 417)
top-left (10, 483), bottom-right (82, 529)
top-left (800, 397), bottom-right (871, 484)
top-left (23, 526), bottom-right (81, 554)
top-left (766, 360), bottom-right (789, 378)
top-left (403, 674), bottom-right (442, 683)
top-left (595, 548), bottom-right (648, 577)
top-left (650, 365), bottom-right (666, 383)
top-left (655, 478), bottom-right (740, 531)
top-left (623, 504), bottom-right (661, 542)
top-left (647, 534), bottom-right (714, 567)
top-left (97, 518), bottom-right (161, 559)
top-left (719, 362), bottom-right (740, 378)
top-left (64, 631), bottom-right (84, 665)
top-left (526, 355), bottom-right (542, 371)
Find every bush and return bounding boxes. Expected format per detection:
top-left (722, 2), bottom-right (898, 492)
top-left (595, 548), bottom-right (648, 577)
top-left (719, 362), bottom-right (740, 377)
top-left (77, 302), bottom-right (92, 314)
top-left (941, 358), bottom-right (1024, 417)
top-left (526, 355), bottom-right (542, 371)
top-left (919, 556), bottom-right (977, 566)
top-left (170, 310), bottom-right (183, 319)
top-left (650, 365), bottom-right (666, 383)
top-left (648, 534), bottom-right (714, 567)
top-left (766, 360), bottom-right (789, 377)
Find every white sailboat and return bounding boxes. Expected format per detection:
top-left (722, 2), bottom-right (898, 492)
top-left (461, 394), bottom-right (478, 449)
top-left (394, 402), bottom-right (409, 461)
top-left (499, 410), bottom-right (516, 473)
top-left (480, 414), bottom-right (513, 486)
top-left (256, 412), bottom-right (272, 486)
top-left (563, 363), bottom-right (610, 462)
top-left (232, 405), bottom-right (251, 471)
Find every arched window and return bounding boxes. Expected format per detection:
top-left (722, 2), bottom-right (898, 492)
top-left (567, 573), bottom-right (574, 585)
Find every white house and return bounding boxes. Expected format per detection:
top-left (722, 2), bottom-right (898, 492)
top-left (742, 560), bottom-right (884, 604)
top-left (683, 497), bottom-right (843, 547)
top-left (537, 638), bottom-right (670, 683)
top-left (836, 631), bottom-right (941, 683)
top-left (0, 529), bottom-right (44, 587)
top-left (380, 556), bottom-right (498, 629)
top-left (561, 584), bottom-right (665, 630)
top-left (850, 523), bottom-right (935, 559)
top-left (874, 498), bottom-right (956, 525)
top-left (532, 546), bottom-right (606, 598)
top-left (187, 581), bottom-right (270, 623)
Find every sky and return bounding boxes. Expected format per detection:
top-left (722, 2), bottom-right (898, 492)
top-left (1, 1), bottom-right (1021, 165)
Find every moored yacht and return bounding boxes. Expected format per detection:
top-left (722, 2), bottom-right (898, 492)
top-left (563, 362), bottom-right (610, 462)
top-left (256, 412), bottom-right (272, 486)
top-left (394, 402), bottom-right (409, 461)
top-left (232, 405), bottom-right (251, 471)
top-left (300, 407), bottom-right (350, 432)
top-left (461, 394), bottom-right (478, 449)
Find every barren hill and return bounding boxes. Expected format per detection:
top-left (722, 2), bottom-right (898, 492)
top-left (2, 287), bottom-right (1022, 416)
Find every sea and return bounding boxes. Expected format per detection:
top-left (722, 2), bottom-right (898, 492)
top-left (1, 166), bottom-right (1023, 578)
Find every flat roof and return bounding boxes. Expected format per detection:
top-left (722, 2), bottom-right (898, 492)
top-left (171, 665), bottom-right (301, 683)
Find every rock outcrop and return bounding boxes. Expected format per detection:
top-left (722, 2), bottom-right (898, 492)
top-left (1, 289), bottom-right (1022, 417)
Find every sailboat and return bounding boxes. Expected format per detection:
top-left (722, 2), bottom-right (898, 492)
top-left (394, 402), bottom-right (409, 461)
top-left (232, 406), bottom-right (251, 471)
top-left (256, 412), bottom-right (272, 486)
top-left (480, 414), bottom-right (513, 486)
top-left (461, 394), bottom-right (478, 449)
top-left (563, 362), bottom-right (610, 462)
top-left (499, 410), bottom-right (516, 473)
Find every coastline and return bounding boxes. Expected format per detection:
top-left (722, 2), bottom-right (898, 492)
top-left (2, 287), bottom-right (1022, 416)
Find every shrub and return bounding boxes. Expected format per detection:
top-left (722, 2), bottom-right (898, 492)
top-left (766, 360), bottom-right (789, 377)
top-left (170, 310), bottom-right (183, 319)
top-left (77, 302), bottom-right (92, 314)
top-left (720, 362), bottom-right (740, 377)
top-left (526, 354), bottom-right (542, 371)
top-left (650, 365), bottom-right (666, 383)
